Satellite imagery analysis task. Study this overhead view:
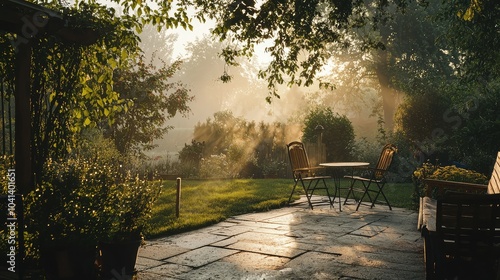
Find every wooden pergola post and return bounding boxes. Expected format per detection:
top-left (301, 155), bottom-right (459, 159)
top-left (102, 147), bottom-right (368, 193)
top-left (14, 42), bottom-right (33, 195)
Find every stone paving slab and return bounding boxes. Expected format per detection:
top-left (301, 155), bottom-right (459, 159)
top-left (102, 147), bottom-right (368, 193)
top-left (165, 246), bottom-right (238, 267)
top-left (136, 196), bottom-right (425, 279)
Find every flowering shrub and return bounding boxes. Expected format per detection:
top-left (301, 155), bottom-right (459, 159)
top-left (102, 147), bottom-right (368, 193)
top-left (413, 163), bottom-right (488, 184)
top-left (411, 162), bottom-right (489, 206)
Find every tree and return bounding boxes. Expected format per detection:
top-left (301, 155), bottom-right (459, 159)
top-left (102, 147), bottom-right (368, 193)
top-left (394, 92), bottom-right (453, 162)
top-left (299, 2), bottom-right (459, 132)
top-left (0, 1), bottom-right (143, 190)
top-left (0, 0), bottom-right (193, 191)
top-left (438, 0), bottom-right (500, 84)
top-left (190, 0), bottom-right (498, 98)
top-left (302, 107), bottom-right (355, 162)
top-left (102, 56), bottom-right (193, 156)
top-left (190, 0), bottom-right (408, 102)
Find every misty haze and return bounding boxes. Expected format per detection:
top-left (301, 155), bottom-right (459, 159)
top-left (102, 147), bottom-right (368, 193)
top-left (141, 24), bottom-right (388, 161)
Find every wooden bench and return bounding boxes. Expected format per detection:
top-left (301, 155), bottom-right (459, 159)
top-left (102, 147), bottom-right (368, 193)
top-left (419, 152), bottom-right (500, 279)
top-left (422, 193), bottom-right (500, 279)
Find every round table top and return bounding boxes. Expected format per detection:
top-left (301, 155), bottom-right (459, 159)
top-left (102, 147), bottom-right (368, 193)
top-left (319, 162), bottom-right (370, 168)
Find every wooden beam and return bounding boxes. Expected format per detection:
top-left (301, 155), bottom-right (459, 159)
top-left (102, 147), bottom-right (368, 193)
top-left (15, 42), bottom-right (33, 195)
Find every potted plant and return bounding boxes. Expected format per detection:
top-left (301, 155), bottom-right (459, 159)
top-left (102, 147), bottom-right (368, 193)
top-left (27, 158), bottom-right (116, 280)
top-left (97, 173), bottom-right (161, 279)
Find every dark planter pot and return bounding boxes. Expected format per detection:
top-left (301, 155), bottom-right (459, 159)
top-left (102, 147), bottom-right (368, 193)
top-left (41, 245), bottom-right (98, 280)
top-left (98, 239), bottom-right (142, 279)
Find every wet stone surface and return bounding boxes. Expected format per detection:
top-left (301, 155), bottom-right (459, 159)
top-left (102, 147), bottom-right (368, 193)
top-left (136, 196), bottom-right (425, 279)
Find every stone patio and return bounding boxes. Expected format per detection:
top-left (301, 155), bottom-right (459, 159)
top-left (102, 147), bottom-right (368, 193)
top-left (135, 196), bottom-right (425, 279)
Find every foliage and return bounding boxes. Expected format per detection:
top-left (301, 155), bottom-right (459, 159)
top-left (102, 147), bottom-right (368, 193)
top-left (178, 140), bottom-right (205, 177)
top-left (445, 83), bottom-right (500, 174)
top-left (260, 159), bottom-right (288, 178)
top-left (383, 2), bottom-right (459, 96)
top-left (394, 92), bottom-right (454, 162)
top-left (102, 56), bottom-right (193, 156)
top-left (25, 141), bottom-right (161, 263)
top-left (106, 173), bottom-right (162, 241)
top-left (26, 158), bottom-right (119, 248)
top-left (411, 161), bottom-right (489, 205)
top-left (302, 107), bottom-right (355, 162)
top-left (352, 138), bottom-right (382, 165)
top-left (199, 154), bottom-right (235, 179)
top-left (394, 80), bottom-right (500, 174)
top-left (188, 111), bottom-right (291, 179)
top-left (194, 0), bottom-right (402, 100)
top-left (413, 162), bottom-right (488, 184)
top-left (0, 1), bottom-right (142, 193)
top-left (187, 0), bottom-right (499, 101)
top-left (437, 0), bottom-right (500, 84)
top-left (73, 128), bottom-right (123, 166)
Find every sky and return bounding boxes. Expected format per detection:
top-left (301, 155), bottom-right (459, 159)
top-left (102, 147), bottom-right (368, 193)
top-left (134, 9), bottom-right (381, 158)
top-left (85, 1), bottom-right (383, 160)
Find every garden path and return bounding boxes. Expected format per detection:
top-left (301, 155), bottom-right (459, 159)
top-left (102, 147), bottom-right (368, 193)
top-left (136, 196), bottom-right (424, 279)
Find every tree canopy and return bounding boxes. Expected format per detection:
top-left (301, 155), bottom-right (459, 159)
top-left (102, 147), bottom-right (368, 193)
top-left (186, 0), bottom-right (498, 100)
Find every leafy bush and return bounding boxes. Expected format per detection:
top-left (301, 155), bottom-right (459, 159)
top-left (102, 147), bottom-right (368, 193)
top-left (178, 140), bottom-right (205, 177)
top-left (260, 159), bottom-right (288, 178)
top-left (106, 173), bottom-right (162, 241)
top-left (26, 158), bottom-right (118, 248)
top-left (24, 156), bottom-right (161, 265)
top-left (302, 107), bottom-right (355, 161)
top-left (199, 154), bottom-right (236, 179)
top-left (183, 112), bottom-right (292, 179)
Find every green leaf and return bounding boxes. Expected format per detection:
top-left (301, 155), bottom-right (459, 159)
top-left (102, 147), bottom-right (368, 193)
top-left (83, 118), bottom-right (91, 126)
top-left (107, 58), bottom-right (117, 68)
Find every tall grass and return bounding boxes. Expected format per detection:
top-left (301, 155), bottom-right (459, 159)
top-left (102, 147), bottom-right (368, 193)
top-left (145, 179), bottom-right (415, 239)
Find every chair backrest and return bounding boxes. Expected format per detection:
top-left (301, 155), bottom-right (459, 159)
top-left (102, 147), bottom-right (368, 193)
top-left (287, 141), bottom-right (310, 175)
top-left (374, 144), bottom-right (397, 179)
top-left (436, 193), bottom-right (500, 261)
top-left (487, 152), bottom-right (500, 194)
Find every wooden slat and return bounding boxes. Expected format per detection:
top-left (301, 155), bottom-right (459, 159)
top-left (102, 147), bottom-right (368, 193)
top-left (436, 193), bottom-right (500, 262)
top-left (488, 152), bottom-right (500, 194)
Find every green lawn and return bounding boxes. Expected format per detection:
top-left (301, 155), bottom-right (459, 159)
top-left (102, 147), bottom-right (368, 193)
top-left (145, 179), bottom-right (416, 239)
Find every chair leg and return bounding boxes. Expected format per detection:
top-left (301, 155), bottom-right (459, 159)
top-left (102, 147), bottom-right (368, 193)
top-left (302, 180), bottom-right (315, 209)
top-left (290, 177), bottom-right (334, 210)
top-left (371, 182), bottom-right (392, 210)
top-left (288, 181), bottom-right (299, 205)
top-left (321, 178), bottom-right (334, 209)
top-left (309, 179), bottom-right (334, 209)
top-left (288, 179), bottom-right (314, 209)
top-left (356, 181), bottom-right (374, 211)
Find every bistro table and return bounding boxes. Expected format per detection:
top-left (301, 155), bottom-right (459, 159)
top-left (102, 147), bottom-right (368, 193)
top-left (319, 162), bottom-right (370, 211)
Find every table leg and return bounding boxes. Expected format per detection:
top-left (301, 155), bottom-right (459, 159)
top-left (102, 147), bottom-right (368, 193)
top-left (332, 169), bottom-right (343, 211)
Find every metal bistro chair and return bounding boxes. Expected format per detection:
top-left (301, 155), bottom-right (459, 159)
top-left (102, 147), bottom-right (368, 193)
top-left (344, 144), bottom-right (397, 211)
top-left (287, 141), bottom-right (334, 209)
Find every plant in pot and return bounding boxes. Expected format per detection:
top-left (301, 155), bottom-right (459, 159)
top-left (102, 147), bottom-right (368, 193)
top-left (26, 158), bottom-right (117, 280)
top-left (97, 172), bottom-right (161, 279)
